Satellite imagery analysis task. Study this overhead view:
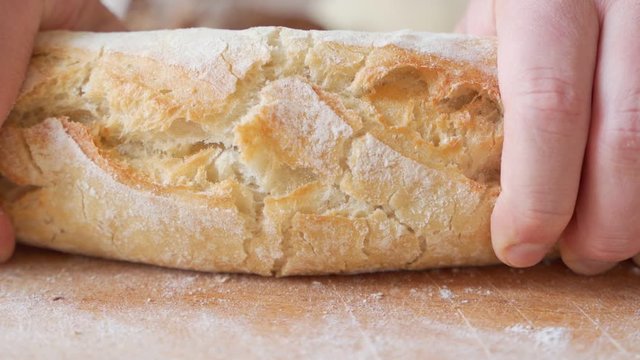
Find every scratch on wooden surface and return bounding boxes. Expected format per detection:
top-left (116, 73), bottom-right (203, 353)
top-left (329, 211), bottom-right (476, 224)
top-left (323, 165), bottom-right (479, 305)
top-left (516, 270), bottom-right (540, 303)
top-left (572, 301), bottom-right (629, 355)
top-left (478, 272), bottom-right (534, 327)
top-left (330, 283), bottom-right (382, 360)
top-left (426, 273), bottom-right (493, 359)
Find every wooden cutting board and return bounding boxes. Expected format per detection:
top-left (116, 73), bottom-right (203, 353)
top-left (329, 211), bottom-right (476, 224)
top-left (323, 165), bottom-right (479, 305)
top-left (1, 245), bottom-right (639, 359)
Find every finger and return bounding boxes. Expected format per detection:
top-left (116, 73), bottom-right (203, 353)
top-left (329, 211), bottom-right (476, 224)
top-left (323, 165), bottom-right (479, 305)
top-left (491, 0), bottom-right (599, 267)
top-left (454, 0), bottom-right (496, 36)
top-left (560, 0), bottom-right (640, 275)
top-left (0, 0), bottom-right (124, 262)
top-left (0, 1), bottom-right (41, 259)
top-left (0, 207), bottom-right (15, 262)
top-left (634, 254), bottom-right (640, 267)
top-left (0, 0), bottom-right (125, 121)
top-left (0, 0), bottom-right (42, 122)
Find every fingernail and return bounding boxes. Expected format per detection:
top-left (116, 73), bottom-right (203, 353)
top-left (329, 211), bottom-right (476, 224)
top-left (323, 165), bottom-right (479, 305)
top-left (566, 259), bottom-right (615, 275)
top-left (504, 243), bottom-right (547, 267)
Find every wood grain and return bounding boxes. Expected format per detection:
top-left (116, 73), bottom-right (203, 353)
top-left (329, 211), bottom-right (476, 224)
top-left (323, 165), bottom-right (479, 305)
top-left (1, 245), bottom-right (639, 359)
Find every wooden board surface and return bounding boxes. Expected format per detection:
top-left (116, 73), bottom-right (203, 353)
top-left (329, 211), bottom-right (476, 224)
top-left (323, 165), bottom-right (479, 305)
top-left (1, 245), bottom-right (639, 359)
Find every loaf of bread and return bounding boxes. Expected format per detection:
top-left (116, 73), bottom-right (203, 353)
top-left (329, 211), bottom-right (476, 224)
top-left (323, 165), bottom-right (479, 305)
top-left (0, 27), bottom-right (502, 276)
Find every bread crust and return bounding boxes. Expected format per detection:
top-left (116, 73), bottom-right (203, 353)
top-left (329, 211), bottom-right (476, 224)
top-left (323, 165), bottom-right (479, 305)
top-left (0, 27), bottom-right (502, 275)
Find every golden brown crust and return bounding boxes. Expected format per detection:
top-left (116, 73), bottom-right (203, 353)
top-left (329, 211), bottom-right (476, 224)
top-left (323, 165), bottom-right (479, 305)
top-left (0, 27), bottom-right (502, 275)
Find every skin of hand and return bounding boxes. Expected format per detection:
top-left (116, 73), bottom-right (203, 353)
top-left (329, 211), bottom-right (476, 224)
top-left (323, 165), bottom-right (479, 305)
top-left (0, 0), bottom-right (124, 263)
top-left (457, 0), bottom-right (640, 273)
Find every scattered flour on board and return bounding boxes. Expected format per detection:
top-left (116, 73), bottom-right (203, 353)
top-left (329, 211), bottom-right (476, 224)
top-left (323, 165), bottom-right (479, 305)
top-left (506, 324), bottom-right (570, 349)
top-left (463, 287), bottom-right (492, 296)
top-left (0, 295), bottom-right (584, 360)
top-left (3, 252), bottom-right (637, 359)
top-left (439, 287), bottom-right (454, 300)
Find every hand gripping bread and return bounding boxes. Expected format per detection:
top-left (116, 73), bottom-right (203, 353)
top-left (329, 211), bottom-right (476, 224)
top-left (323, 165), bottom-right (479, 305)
top-left (0, 27), bottom-right (503, 276)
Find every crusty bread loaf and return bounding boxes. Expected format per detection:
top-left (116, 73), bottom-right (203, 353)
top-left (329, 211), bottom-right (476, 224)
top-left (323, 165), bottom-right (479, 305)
top-left (0, 27), bottom-right (502, 276)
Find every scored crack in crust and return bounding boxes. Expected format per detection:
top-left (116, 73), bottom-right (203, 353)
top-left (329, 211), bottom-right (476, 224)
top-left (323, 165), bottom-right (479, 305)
top-left (0, 27), bottom-right (503, 276)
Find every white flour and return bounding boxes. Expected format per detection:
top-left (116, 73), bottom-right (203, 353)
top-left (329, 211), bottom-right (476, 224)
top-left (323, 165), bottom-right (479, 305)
top-left (439, 287), bottom-right (454, 300)
top-left (506, 324), bottom-right (570, 349)
top-left (1, 253), bottom-right (637, 360)
top-left (0, 295), bottom-right (584, 360)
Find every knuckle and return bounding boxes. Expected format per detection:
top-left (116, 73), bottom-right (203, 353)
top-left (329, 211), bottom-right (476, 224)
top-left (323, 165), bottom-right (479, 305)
top-left (611, 86), bottom-right (640, 122)
top-left (598, 85), bottom-right (640, 169)
top-left (515, 69), bottom-right (585, 117)
top-left (510, 68), bottom-right (588, 138)
top-left (601, 126), bottom-right (640, 170)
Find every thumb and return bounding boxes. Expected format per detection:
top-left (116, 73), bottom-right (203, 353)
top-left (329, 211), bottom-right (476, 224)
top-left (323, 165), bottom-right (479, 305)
top-left (0, 0), bottom-right (125, 262)
top-left (1, 0), bottom-right (125, 121)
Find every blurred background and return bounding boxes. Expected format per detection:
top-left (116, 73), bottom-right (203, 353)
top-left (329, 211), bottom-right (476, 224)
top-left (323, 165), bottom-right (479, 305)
top-left (101, 0), bottom-right (469, 33)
